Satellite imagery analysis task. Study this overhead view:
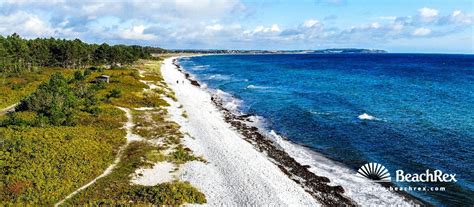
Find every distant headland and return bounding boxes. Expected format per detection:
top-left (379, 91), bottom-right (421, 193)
top-left (169, 48), bottom-right (388, 54)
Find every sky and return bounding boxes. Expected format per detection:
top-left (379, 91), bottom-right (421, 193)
top-left (0, 0), bottom-right (473, 53)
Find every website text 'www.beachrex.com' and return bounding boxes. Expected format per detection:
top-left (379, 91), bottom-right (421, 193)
top-left (389, 185), bottom-right (446, 192)
top-left (362, 185), bottom-right (447, 193)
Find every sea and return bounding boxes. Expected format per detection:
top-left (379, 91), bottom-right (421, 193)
top-left (177, 53), bottom-right (474, 206)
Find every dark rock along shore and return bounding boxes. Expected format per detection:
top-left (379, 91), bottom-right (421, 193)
top-left (172, 58), bottom-right (356, 206)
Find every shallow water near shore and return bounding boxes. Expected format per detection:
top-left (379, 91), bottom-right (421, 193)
top-left (178, 54), bottom-right (474, 206)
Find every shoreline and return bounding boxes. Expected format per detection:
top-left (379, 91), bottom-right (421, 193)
top-left (162, 57), bottom-right (319, 206)
top-left (162, 56), bottom-right (420, 205)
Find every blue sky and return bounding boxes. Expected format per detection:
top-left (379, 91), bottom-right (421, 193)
top-left (0, 0), bottom-right (472, 53)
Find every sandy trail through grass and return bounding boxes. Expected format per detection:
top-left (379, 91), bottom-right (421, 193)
top-left (54, 107), bottom-right (141, 207)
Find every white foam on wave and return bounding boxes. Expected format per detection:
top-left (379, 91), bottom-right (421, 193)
top-left (358, 113), bottom-right (376, 120)
top-left (208, 74), bottom-right (231, 80)
top-left (266, 130), bottom-right (415, 206)
top-left (309, 110), bottom-right (331, 115)
top-left (214, 89), bottom-right (243, 112)
top-left (172, 57), bottom-right (411, 205)
top-left (246, 84), bottom-right (271, 89)
top-left (192, 65), bottom-right (210, 70)
top-left (196, 65), bottom-right (209, 68)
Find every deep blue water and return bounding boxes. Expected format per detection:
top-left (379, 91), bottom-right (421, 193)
top-left (178, 54), bottom-right (474, 206)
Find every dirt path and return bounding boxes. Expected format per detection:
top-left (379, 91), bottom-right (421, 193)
top-left (0, 103), bottom-right (18, 115)
top-left (55, 107), bottom-right (141, 207)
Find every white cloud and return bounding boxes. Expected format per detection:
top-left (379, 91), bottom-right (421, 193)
top-left (119, 25), bottom-right (156, 40)
top-left (378, 16), bottom-right (397, 20)
top-left (0, 1), bottom-right (471, 50)
top-left (247, 24), bottom-right (281, 35)
top-left (82, 3), bottom-right (106, 14)
top-left (0, 11), bottom-right (55, 37)
top-left (370, 22), bottom-right (381, 29)
top-left (303, 19), bottom-right (321, 28)
top-left (412, 27), bottom-right (431, 36)
top-left (270, 24), bottom-right (281, 32)
top-left (23, 16), bottom-right (53, 36)
top-left (418, 7), bottom-right (439, 22)
top-left (206, 24), bottom-right (224, 31)
top-left (391, 22), bottom-right (404, 31)
top-left (449, 10), bottom-right (472, 24)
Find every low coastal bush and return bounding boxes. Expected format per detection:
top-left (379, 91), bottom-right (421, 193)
top-left (65, 141), bottom-right (206, 206)
top-left (64, 141), bottom-right (156, 205)
top-left (65, 60), bottom-right (207, 206)
top-left (16, 73), bottom-right (79, 126)
top-left (0, 124), bottom-right (125, 205)
top-left (170, 144), bottom-right (206, 164)
top-left (0, 68), bottom-right (133, 205)
top-left (1, 59), bottom-right (207, 206)
top-left (133, 109), bottom-right (181, 142)
top-left (126, 181), bottom-right (206, 205)
top-left (0, 68), bottom-right (74, 109)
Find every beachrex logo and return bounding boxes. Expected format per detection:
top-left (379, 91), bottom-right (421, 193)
top-left (357, 163), bottom-right (391, 182)
top-left (357, 163), bottom-right (457, 183)
top-left (396, 170), bottom-right (457, 182)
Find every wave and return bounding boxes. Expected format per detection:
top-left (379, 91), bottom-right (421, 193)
top-left (191, 65), bottom-right (210, 71)
top-left (246, 84), bottom-right (272, 89)
top-left (207, 86), bottom-right (409, 205)
top-left (266, 130), bottom-right (415, 206)
top-left (207, 74), bottom-right (232, 80)
top-left (214, 89), bottom-right (243, 112)
top-left (196, 65), bottom-right (209, 68)
top-left (309, 110), bottom-right (331, 116)
top-left (178, 58), bottom-right (414, 205)
top-left (358, 113), bottom-right (377, 120)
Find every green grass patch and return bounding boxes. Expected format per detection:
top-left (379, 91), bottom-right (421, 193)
top-left (1, 60), bottom-right (207, 205)
top-left (64, 141), bottom-right (205, 206)
top-left (133, 109), bottom-right (182, 145)
top-left (0, 68), bottom-right (74, 109)
top-left (0, 122), bottom-right (125, 205)
top-left (169, 144), bottom-right (206, 164)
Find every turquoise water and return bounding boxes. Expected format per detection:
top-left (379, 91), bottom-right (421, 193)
top-left (178, 54), bottom-right (474, 206)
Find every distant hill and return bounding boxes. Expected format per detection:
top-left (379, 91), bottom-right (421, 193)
top-left (168, 48), bottom-right (387, 54)
top-left (308, 48), bottom-right (387, 54)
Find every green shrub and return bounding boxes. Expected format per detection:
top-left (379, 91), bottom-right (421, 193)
top-left (0, 68), bottom-right (74, 109)
top-left (107, 89), bottom-right (122, 98)
top-left (169, 145), bottom-right (205, 164)
top-left (0, 125), bottom-right (125, 205)
top-left (73, 70), bottom-right (84, 81)
top-left (0, 111), bottom-right (37, 127)
top-left (83, 68), bottom-right (92, 77)
top-left (126, 181), bottom-right (206, 205)
top-left (17, 73), bottom-right (78, 126)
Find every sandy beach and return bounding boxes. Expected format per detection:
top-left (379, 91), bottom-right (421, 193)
top-left (161, 57), bottom-right (319, 206)
top-left (159, 56), bottom-right (417, 206)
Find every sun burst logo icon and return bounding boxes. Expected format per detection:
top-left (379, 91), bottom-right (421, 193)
top-left (357, 163), bottom-right (391, 182)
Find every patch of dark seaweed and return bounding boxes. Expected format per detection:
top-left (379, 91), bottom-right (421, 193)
top-left (172, 58), bottom-right (355, 205)
top-left (211, 95), bottom-right (355, 205)
top-left (172, 57), bottom-right (427, 206)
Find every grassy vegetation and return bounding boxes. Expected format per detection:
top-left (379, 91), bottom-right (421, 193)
top-left (65, 60), bottom-right (206, 206)
top-left (0, 106), bottom-right (126, 205)
top-left (133, 109), bottom-right (181, 144)
top-left (1, 59), bottom-right (207, 206)
top-left (0, 68), bottom-right (130, 205)
top-left (64, 141), bottom-right (206, 206)
top-left (0, 68), bottom-right (74, 109)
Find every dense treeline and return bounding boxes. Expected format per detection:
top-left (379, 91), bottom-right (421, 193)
top-left (0, 33), bottom-right (166, 73)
